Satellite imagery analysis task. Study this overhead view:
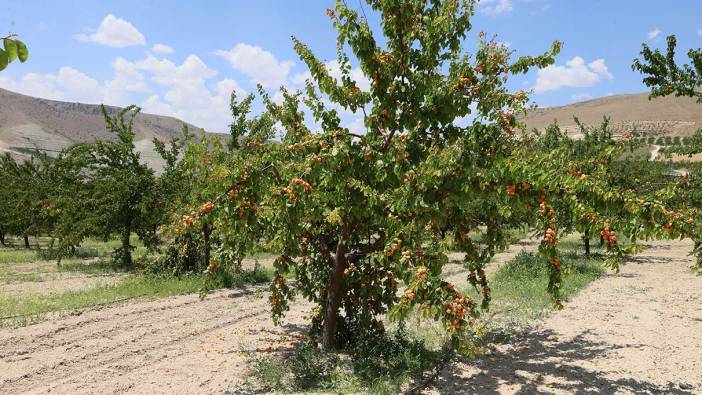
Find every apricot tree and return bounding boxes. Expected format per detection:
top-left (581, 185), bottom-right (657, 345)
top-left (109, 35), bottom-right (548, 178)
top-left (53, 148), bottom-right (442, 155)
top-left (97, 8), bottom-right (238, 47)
top-left (179, 0), bottom-right (701, 351)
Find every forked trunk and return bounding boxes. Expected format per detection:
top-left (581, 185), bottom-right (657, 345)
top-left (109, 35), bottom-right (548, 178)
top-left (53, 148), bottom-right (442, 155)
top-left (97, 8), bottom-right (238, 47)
top-left (321, 252), bottom-right (347, 350)
top-left (321, 227), bottom-right (349, 350)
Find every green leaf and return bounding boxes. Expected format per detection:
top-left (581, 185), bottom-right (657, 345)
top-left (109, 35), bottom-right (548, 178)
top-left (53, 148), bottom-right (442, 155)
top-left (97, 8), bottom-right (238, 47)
top-left (3, 39), bottom-right (18, 62)
top-left (15, 40), bottom-right (28, 63)
top-left (0, 49), bottom-right (8, 71)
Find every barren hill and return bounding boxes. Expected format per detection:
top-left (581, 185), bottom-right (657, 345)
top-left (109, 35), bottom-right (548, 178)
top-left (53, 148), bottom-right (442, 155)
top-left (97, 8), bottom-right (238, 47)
top-left (0, 88), bottom-right (213, 169)
top-left (522, 92), bottom-right (702, 140)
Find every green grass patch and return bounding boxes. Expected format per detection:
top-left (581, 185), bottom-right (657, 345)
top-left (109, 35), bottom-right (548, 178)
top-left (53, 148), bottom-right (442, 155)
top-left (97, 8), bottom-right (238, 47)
top-left (245, 325), bottom-right (442, 395)
top-left (0, 235), bottom-right (148, 264)
top-left (468, 250), bottom-right (605, 333)
top-left (0, 266), bottom-right (273, 327)
top-left (0, 248), bottom-right (39, 264)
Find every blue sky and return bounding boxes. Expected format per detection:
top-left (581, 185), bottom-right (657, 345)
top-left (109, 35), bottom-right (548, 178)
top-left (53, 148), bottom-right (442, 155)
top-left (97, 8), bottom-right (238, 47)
top-left (1, 1), bottom-right (701, 133)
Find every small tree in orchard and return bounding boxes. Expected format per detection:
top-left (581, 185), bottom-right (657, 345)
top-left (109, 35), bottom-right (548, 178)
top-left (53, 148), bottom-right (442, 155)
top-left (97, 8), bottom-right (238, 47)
top-left (66, 106), bottom-right (160, 267)
top-left (155, 132), bottom-right (237, 274)
top-left (543, 117), bottom-right (623, 256)
top-left (0, 153), bottom-right (52, 248)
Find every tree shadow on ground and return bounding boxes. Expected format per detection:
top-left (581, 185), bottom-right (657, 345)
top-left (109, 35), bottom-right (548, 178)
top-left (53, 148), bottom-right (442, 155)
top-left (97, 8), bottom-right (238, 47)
top-left (625, 255), bottom-right (676, 264)
top-left (432, 329), bottom-right (694, 394)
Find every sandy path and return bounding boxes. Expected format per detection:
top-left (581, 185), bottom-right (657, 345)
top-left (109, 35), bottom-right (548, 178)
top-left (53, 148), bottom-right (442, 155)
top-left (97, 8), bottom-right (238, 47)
top-left (650, 144), bottom-right (662, 161)
top-left (428, 239), bottom-right (702, 394)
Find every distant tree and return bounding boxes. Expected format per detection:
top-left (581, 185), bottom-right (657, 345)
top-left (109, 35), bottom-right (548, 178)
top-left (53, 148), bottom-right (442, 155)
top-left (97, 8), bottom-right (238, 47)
top-left (633, 34), bottom-right (702, 157)
top-left (65, 106), bottom-right (160, 267)
top-left (634, 34), bottom-right (702, 272)
top-left (0, 153), bottom-right (51, 248)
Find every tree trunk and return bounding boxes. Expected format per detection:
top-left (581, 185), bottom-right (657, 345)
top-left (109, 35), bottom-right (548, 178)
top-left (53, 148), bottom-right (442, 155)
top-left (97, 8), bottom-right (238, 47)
top-left (120, 225), bottom-right (132, 267)
top-left (24, 235), bottom-right (30, 249)
top-left (584, 229), bottom-right (591, 258)
top-left (0, 228), bottom-right (5, 246)
top-left (202, 222), bottom-right (212, 271)
top-left (321, 227), bottom-right (349, 351)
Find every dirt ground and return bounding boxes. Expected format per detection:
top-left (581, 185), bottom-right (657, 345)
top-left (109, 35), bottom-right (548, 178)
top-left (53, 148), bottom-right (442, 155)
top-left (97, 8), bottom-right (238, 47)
top-left (1, 239), bottom-right (700, 394)
top-left (428, 239), bottom-right (702, 394)
top-left (0, 286), bottom-right (312, 394)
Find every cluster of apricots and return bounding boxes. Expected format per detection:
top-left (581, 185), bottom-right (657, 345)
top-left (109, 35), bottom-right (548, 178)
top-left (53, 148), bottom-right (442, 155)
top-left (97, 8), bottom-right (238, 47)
top-left (505, 182), bottom-right (531, 196)
top-left (291, 178), bottom-right (313, 193)
top-left (569, 167), bottom-right (589, 180)
top-left (200, 201), bottom-right (215, 215)
top-left (451, 74), bottom-right (477, 92)
top-left (600, 227), bottom-right (618, 248)
top-left (227, 187), bottom-right (239, 201)
top-left (445, 292), bottom-right (474, 330)
top-left (415, 266), bottom-right (428, 282)
top-left (544, 227), bottom-right (558, 247)
top-left (238, 199), bottom-right (256, 218)
top-left (385, 238), bottom-right (403, 257)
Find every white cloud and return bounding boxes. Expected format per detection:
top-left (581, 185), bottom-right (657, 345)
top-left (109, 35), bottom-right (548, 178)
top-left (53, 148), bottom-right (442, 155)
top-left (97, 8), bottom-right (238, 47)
top-left (103, 57), bottom-right (149, 106)
top-left (135, 54), bottom-right (217, 85)
top-left (292, 60), bottom-right (370, 91)
top-left (697, 29), bottom-right (702, 37)
top-left (74, 14), bottom-right (146, 48)
top-left (534, 56), bottom-right (613, 93)
top-left (647, 28), bottom-right (661, 40)
top-left (0, 67), bottom-right (104, 103)
top-left (129, 55), bottom-right (242, 131)
top-left (214, 43), bottom-right (294, 88)
top-left (479, 0), bottom-right (513, 15)
top-left (151, 43), bottom-right (174, 54)
top-left (571, 93), bottom-right (593, 101)
top-left (345, 117), bottom-right (366, 134)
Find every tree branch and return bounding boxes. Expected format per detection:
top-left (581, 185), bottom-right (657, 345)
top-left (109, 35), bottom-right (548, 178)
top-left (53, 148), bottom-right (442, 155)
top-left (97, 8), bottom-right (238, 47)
top-left (345, 231), bottom-right (386, 262)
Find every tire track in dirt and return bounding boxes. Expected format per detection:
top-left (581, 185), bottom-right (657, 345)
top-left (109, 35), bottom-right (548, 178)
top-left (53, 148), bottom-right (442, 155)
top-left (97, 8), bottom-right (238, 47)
top-left (427, 239), bottom-right (702, 394)
top-left (0, 286), bottom-right (312, 394)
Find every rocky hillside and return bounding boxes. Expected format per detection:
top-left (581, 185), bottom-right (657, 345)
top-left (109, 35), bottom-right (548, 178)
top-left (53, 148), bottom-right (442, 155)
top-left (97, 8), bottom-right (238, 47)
top-left (0, 88), bottom-right (213, 169)
top-left (521, 92), bottom-right (702, 140)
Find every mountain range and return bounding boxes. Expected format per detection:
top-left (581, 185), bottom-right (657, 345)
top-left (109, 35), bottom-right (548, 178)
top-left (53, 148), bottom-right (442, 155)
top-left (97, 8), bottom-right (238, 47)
top-left (2, 88), bottom-right (701, 167)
